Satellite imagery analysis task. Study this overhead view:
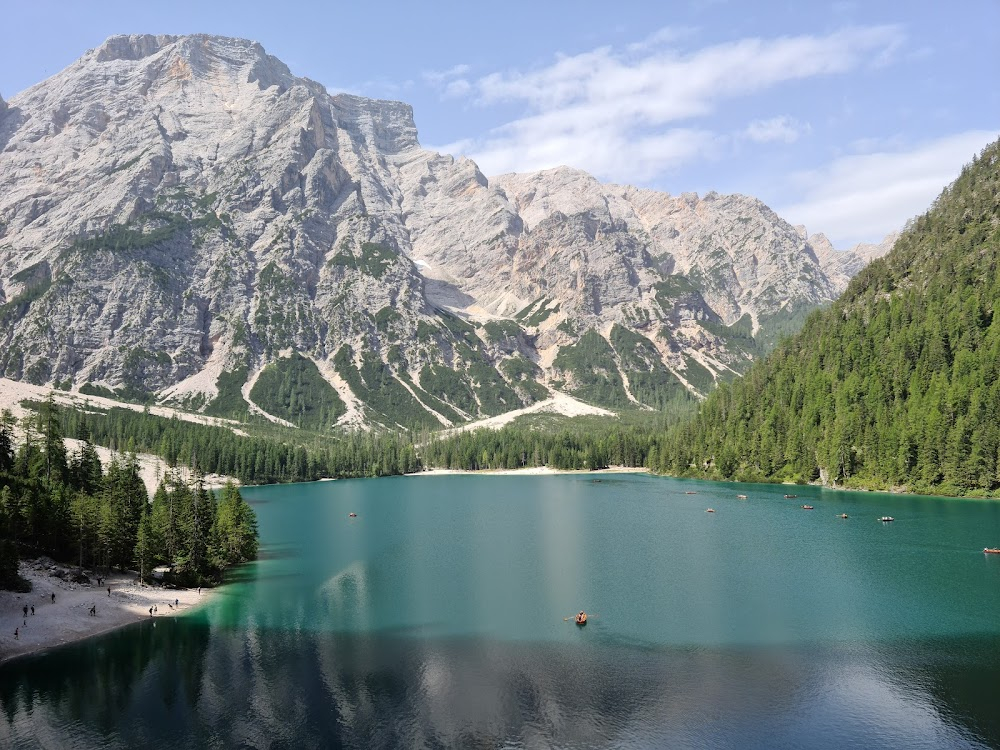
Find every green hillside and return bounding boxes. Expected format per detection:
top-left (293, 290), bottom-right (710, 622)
top-left (249, 353), bottom-right (345, 431)
top-left (655, 138), bottom-right (1000, 496)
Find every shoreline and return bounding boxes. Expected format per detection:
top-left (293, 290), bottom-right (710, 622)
top-left (409, 466), bottom-right (651, 477)
top-left (0, 561), bottom-right (218, 667)
top-left (407, 467), bottom-right (994, 501)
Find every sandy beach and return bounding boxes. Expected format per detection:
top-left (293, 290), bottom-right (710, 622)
top-left (0, 560), bottom-right (216, 666)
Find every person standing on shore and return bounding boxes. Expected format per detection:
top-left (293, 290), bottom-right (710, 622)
top-left (22, 605), bottom-right (27, 618)
top-left (149, 607), bottom-right (153, 616)
top-left (14, 627), bottom-right (18, 640)
top-left (107, 587), bottom-right (111, 597)
top-left (30, 606), bottom-right (34, 615)
top-left (51, 593), bottom-right (55, 603)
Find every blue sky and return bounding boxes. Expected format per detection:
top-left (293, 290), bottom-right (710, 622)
top-left (2, 0), bottom-right (997, 247)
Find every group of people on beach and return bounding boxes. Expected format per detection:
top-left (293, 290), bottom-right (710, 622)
top-left (12, 584), bottom-right (195, 642)
top-left (14, 598), bottom-right (44, 639)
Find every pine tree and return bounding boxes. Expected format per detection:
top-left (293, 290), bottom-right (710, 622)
top-left (135, 501), bottom-right (155, 580)
top-left (212, 482), bottom-right (258, 567)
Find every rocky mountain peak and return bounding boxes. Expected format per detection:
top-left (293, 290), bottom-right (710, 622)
top-left (807, 231), bottom-right (896, 294)
top-left (330, 93), bottom-right (419, 154)
top-left (0, 35), bottom-right (891, 428)
top-left (94, 33), bottom-right (179, 62)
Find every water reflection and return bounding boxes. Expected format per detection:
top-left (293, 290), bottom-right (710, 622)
top-left (2, 620), bottom-right (998, 748)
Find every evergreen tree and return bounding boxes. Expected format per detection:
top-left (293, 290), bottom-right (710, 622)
top-left (212, 482), bottom-right (259, 567)
top-left (135, 501), bottom-right (155, 581)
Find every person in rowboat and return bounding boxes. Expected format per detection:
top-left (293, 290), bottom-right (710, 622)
top-left (575, 611), bottom-right (587, 624)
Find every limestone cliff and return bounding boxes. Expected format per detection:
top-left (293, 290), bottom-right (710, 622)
top-left (0, 35), bottom-right (886, 427)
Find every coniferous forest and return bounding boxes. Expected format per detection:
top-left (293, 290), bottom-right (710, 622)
top-left (651, 139), bottom-right (1000, 496)
top-left (0, 400), bottom-right (258, 591)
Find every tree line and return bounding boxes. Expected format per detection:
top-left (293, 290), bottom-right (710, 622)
top-left (38, 401), bottom-right (420, 484)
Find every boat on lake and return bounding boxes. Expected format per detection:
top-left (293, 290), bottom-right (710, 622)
top-left (737, 494), bottom-right (748, 499)
top-left (575, 612), bottom-right (588, 625)
top-left (784, 494), bottom-right (798, 499)
top-left (985, 548), bottom-right (1000, 554)
top-left (706, 508), bottom-right (716, 513)
top-left (880, 516), bottom-right (895, 522)
top-left (801, 505), bottom-right (814, 510)
top-left (838, 514), bottom-right (849, 519)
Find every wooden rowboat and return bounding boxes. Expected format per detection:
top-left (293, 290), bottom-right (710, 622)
top-left (984, 548), bottom-right (1000, 554)
top-left (575, 613), bottom-right (588, 625)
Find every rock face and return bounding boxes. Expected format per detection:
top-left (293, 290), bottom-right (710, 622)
top-left (807, 230), bottom-right (897, 293)
top-left (0, 35), bottom-right (887, 427)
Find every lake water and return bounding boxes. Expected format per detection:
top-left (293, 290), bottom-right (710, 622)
top-left (3, 474), bottom-right (1000, 748)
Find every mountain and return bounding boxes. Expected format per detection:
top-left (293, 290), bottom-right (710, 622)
top-left (657, 138), bottom-right (1000, 496)
top-left (807, 230), bottom-right (899, 294)
top-left (0, 34), bottom-right (887, 430)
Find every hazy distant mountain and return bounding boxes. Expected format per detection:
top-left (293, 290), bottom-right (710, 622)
top-left (0, 34), bottom-right (888, 429)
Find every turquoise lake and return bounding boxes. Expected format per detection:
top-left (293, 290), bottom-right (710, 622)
top-left (3, 474), bottom-right (1000, 748)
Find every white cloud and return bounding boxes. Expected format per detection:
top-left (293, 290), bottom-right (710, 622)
top-left (443, 78), bottom-right (471, 98)
top-left (743, 116), bottom-right (809, 144)
top-left (422, 64), bottom-right (471, 85)
top-left (778, 129), bottom-right (998, 247)
top-left (424, 64), bottom-right (474, 100)
top-left (465, 127), bottom-right (722, 182)
top-left (626, 26), bottom-right (698, 53)
top-left (439, 25), bottom-right (904, 181)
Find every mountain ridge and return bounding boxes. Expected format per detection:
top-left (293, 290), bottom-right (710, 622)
top-left (0, 34), bottom-right (892, 429)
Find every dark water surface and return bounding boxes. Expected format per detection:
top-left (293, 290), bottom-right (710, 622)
top-left (3, 474), bottom-right (1000, 748)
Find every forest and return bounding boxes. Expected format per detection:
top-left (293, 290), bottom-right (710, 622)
top-left (649, 140), bottom-right (1000, 497)
top-left (0, 400), bottom-right (258, 591)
